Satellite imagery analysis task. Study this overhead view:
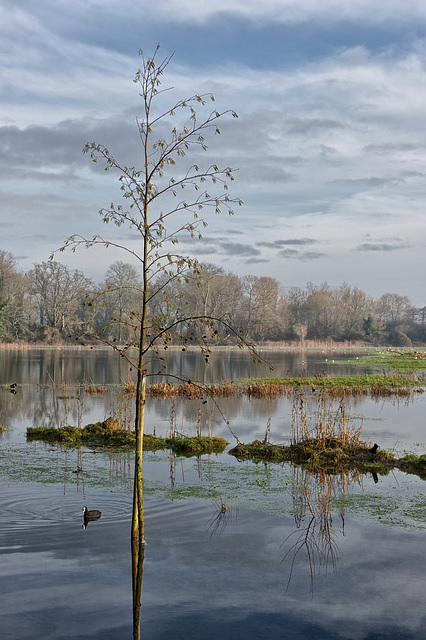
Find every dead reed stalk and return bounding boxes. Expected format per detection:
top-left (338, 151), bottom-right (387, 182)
top-left (197, 406), bottom-right (202, 437)
top-left (170, 398), bottom-right (176, 438)
top-left (291, 389), bottom-right (362, 448)
top-left (110, 390), bottom-right (134, 431)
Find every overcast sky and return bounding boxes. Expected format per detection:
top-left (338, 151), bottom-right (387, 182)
top-left (1, 1), bottom-right (426, 305)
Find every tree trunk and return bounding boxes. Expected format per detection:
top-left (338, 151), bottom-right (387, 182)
top-left (132, 367), bottom-right (146, 541)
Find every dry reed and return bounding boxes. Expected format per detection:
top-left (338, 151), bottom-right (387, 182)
top-left (291, 389), bottom-right (362, 448)
top-left (109, 390), bottom-right (134, 431)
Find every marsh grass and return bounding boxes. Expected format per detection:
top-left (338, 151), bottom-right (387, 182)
top-left (340, 350), bottom-right (426, 372)
top-left (75, 371), bottom-right (424, 402)
top-left (84, 383), bottom-right (111, 395)
top-left (229, 390), bottom-right (405, 474)
top-left (291, 389), bottom-right (362, 447)
top-left (145, 373), bottom-right (424, 401)
top-left (110, 389), bottom-right (134, 431)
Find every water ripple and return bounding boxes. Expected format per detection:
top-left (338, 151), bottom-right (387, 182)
top-left (0, 483), bottom-right (133, 530)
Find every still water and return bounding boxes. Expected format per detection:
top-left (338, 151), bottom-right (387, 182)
top-left (1, 347), bottom-right (426, 639)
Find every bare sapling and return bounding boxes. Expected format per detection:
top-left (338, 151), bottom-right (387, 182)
top-left (51, 45), bottom-right (262, 546)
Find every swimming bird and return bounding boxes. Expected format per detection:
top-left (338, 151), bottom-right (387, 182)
top-left (82, 506), bottom-right (102, 519)
top-left (10, 383), bottom-right (17, 389)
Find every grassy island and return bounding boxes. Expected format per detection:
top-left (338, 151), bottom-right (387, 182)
top-left (229, 438), bottom-right (426, 479)
top-left (227, 382), bottom-right (426, 479)
top-left (26, 418), bottom-right (227, 456)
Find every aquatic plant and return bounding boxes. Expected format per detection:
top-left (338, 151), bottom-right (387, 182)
top-left (207, 485), bottom-right (232, 536)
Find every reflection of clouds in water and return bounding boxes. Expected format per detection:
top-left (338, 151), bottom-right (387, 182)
top-left (0, 472), bottom-right (426, 637)
top-left (138, 497), bottom-right (426, 638)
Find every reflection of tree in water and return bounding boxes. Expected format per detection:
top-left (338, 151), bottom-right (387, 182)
top-left (132, 506), bottom-right (145, 640)
top-left (107, 451), bottom-right (134, 490)
top-left (282, 466), bottom-right (362, 594)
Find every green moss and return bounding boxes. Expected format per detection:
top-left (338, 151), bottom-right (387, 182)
top-left (141, 434), bottom-right (227, 455)
top-left (26, 425), bottom-right (82, 444)
top-left (169, 436), bottom-right (227, 456)
top-left (398, 454), bottom-right (426, 479)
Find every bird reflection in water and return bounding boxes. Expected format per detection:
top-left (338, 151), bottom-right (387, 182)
top-left (82, 505), bottom-right (102, 530)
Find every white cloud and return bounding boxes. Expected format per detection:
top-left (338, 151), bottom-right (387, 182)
top-left (70, 0), bottom-right (426, 24)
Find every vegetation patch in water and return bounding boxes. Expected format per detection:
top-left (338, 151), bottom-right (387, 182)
top-left (26, 419), bottom-right (227, 455)
top-left (234, 373), bottom-right (424, 396)
top-left (229, 388), bottom-right (426, 478)
top-left (397, 454), bottom-right (426, 479)
top-left (229, 438), bottom-right (394, 472)
top-left (143, 372), bottom-right (424, 401)
top-left (143, 434), bottom-right (228, 455)
top-left (339, 350), bottom-right (426, 372)
top-left (229, 439), bottom-right (426, 478)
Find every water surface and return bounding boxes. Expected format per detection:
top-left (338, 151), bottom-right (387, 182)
top-left (1, 348), bottom-right (426, 639)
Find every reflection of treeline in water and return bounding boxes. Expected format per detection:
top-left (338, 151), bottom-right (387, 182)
top-left (1, 250), bottom-right (425, 346)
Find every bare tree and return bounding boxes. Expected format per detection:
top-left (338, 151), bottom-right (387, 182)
top-left (0, 250), bottom-right (26, 340)
top-left (97, 261), bottom-right (143, 343)
top-left (29, 261), bottom-right (93, 337)
top-left (241, 275), bottom-right (281, 341)
top-left (376, 292), bottom-right (414, 324)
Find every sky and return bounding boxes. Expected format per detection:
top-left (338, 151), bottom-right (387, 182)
top-left (1, 1), bottom-right (426, 305)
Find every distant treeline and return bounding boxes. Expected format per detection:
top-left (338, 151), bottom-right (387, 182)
top-left (1, 249), bottom-right (425, 347)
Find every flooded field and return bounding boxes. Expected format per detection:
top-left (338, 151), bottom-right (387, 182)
top-left (1, 347), bottom-right (426, 639)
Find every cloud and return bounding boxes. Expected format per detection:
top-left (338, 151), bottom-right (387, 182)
top-left (279, 248), bottom-right (327, 260)
top-left (299, 251), bottom-right (328, 260)
top-left (100, 0), bottom-right (426, 25)
top-left (285, 117), bottom-right (343, 136)
top-left (356, 242), bottom-right (410, 251)
top-left (327, 177), bottom-right (391, 189)
top-left (279, 249), bottom-right (299, 258)
top-left (245, 257), bottom-right (270, 264)
top-left (171, 234), bottom-right (260, 258)
top-left (217, 241), bottom-right (260, 257)
top-left (363, 142), bottom-right (426, 155)
top-left (257, 238), bottom-right (317, 248)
